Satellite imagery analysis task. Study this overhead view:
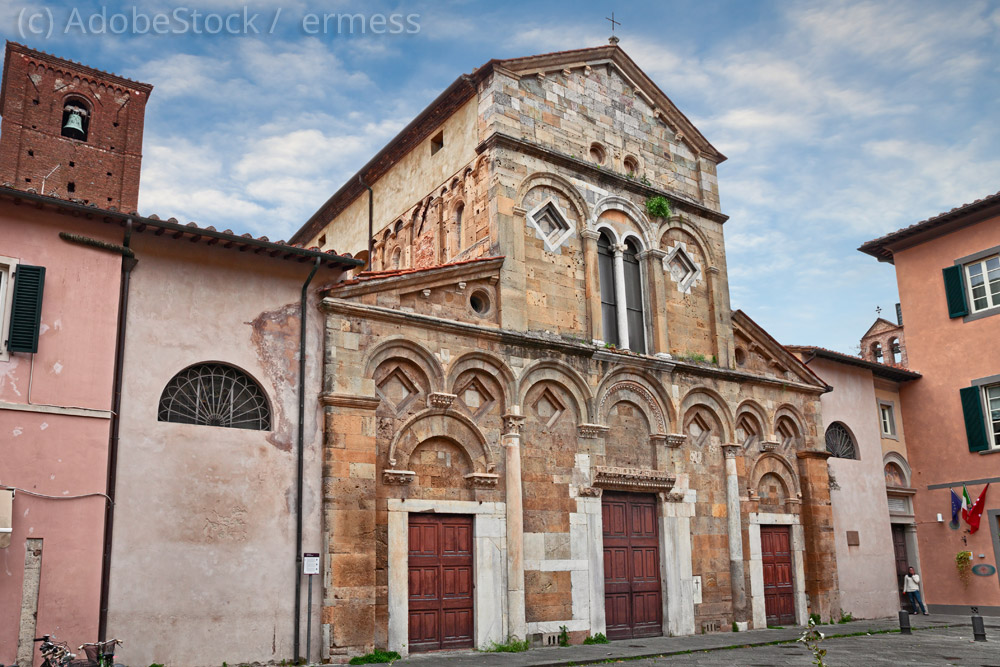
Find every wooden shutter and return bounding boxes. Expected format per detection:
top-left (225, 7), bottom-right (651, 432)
top-left (7, 265), bottom-right (45, 353)
top-left (942, 265), bottom-right (968, 318)
top-left (960, 386), bottom-right (990, 453)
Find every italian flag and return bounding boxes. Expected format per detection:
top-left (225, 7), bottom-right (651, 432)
top-left (965, 484), bottom-right (990, 534)
top-left (961, 484), bottom-right (972, 523)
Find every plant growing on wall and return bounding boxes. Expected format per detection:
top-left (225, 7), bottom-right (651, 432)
top-left (956, 550), bottom-right (972, 587)
top-left (645, 195), bottom-right (672, 219)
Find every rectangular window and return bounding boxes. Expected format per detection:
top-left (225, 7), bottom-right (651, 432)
top-left (965, 254), bottom-right (1000, 313)
top-left (430, 131), bottom-right (444, 155)
top-left (986, 384), bottom-right (1000, 449)
top-left (879, 403), bottom-right (896, 437)
top-left (0, 255), bottom-right (19, 361)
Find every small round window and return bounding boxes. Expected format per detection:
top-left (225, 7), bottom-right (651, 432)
top-left (623, 155), bottom-right (639, 174)
top-left (589, 143), bottom-right (606, 165)
top-left (469, 290), bottom-right (491, 316)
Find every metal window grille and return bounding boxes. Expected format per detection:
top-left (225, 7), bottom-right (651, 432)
top-left (825, 422), bottom-right (857, 459)
top-left (158, 363), bottom-right (270, 430)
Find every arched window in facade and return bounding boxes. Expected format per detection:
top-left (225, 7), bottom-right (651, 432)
top-left (455, 203), bottom-right (465, 253)
top-left (622, 238), bottom-right (646, 353)
top-left (597, 231), bottom-right (619, 346)
top-left (889, 337), bottom-right (901, 364)
top-left (825, 422), bottom-right (857, 460)
top-left (870, 341), bottom-right (883, 362)
top-left (158, 363), bottom-right (271, 430)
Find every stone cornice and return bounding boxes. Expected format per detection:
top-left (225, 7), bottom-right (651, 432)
top-left (796, 450), bottom-right (833, 461)
top-left (326, 257), bottom-right (505, 299)
top-left (592, 466), bottom-right (676, 492)
top-left (476, 132), bottom-right (729, 224)
top-left (320, 392), bottom-right (382, 410)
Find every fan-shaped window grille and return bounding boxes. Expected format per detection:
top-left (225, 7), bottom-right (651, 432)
top-left (158, 364), bottom-right (270, 430)
top-left (825, 422), bottom-right (857, 460)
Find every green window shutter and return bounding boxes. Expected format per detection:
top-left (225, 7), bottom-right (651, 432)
top-left (7, 265), bottom-right (45, 353)
top-left (942, 265), bottom-right (968, 318)
top-left (960, 386), bottom-right (990, 453)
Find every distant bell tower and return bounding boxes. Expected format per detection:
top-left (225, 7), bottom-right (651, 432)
top-left (0, 42), bottom-right (153, 212)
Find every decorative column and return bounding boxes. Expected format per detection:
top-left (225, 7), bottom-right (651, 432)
top-left (722, 444), bottom-right (747, 621)
top-left (612, 243), bottom-right (630, 349)
top-left (581, 229), bottom-right (603, 342)
top-left (638, 248), bottom-right (669, 355)
top-left (503, 410), bottom-right (527, 640)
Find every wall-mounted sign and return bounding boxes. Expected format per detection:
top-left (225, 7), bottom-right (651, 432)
top-left (971, 564), bottom-right (996, 577)
top-left (303, 552), bottom-right (320, 576)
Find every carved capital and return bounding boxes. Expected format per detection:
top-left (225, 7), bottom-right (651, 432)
top-left (382, 469), bottom-right (415, 485)
top-left (503, 413), bottom-right (526, 435)
top-left (722, 444), bottom-right (742, 459)
top-left (580, 229), bottom-right (601, 241)
top-left (664, 433), bottom-right (687, 448)
top-left (428, 392), bottom-right (457, 409)
top-left (650, 434), bottom-right (668, 447)
top-left (578, 423), bottom-right (610, 438)
top-left (638, 248), bottom-right (667, 261)
top-left (663, 489), bottom-right (687, 502)
top-left (578, 486), bottom-right (603, 497)
top-left (760, 439), bottom-right (780, 452)
top-left (464, 472), bottom-right (499, 488)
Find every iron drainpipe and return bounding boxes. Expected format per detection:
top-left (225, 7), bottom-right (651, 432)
top-left (98, 219), bottom-right (137, 640)
top-left (294, 257), bottom-right (322, 662)
top-left (360, 175), bottom-right (373, 269)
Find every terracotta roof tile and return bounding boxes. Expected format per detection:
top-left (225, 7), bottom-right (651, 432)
top-left (785, 345), bottom-right (921, 379)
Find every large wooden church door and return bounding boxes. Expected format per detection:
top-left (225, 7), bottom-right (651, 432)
top-left (408, 514), bottom-right (474, 652)
top-left (761, 525), bottom-right (795, 625)
top-left (602, 492), bottom-right (663, 639)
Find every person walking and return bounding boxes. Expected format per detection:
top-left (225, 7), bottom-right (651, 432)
top-left (903, 566), bottom-right (928, 615)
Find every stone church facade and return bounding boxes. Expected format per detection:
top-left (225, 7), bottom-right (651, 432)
top-left (293, 44), bottom-right (841, 660)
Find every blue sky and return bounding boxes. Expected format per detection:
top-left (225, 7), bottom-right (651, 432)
top-left (3, 0), bottom-right (999, 354)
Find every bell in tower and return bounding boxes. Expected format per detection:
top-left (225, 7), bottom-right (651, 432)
top-left (61, 102), bottom-right (89, 141)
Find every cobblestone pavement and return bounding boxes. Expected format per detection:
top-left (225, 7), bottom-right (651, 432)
top-left (627, 625), bottom-right (998, 666)
top-left (396, 615), bottom-right (1000, 667)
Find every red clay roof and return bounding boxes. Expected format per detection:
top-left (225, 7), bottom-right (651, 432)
top-left (785, 345), bottom-right (921, 381)
top-left (858, 189), bottom-right (1000, 262)
top-left (0, 185), bottom-right (361, 269)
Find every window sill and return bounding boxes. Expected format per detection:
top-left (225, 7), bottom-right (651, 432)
top-left (979, 447), bottom-right (1000, 456)
top-left (963, 305), bottom-right (1000, 323)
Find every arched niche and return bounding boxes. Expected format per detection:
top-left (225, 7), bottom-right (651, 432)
top-left (387, 409), bottom-right (494, 475)
top-left (446, 351), bottom-right (515, 413)
top-left (748, 452), bottom-right (802, 511)
top-left (679, 387), bottom-right (733, 443)
top-left (515, 171), bottom-right (589, 224)
top-left (364, 338), bottom-right (445, 391)
top-left (595, 371), bottom-right (671, 434)
top-left (516, 359), bottom-right (592, 423)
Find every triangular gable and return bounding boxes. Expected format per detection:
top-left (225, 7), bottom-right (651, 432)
top-left (494, 45), bottom-right (725, 163)
top-left (326, 256), bottom-right (504, 301)
top-left (862, 317), bottom-right (902, 338)
top-left (732, 310), bottom-right (827, 389)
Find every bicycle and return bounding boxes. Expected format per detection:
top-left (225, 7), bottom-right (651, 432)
top-left (34, 635), bottom-right (124, 667)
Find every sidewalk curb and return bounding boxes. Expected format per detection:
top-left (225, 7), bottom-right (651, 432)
top-left (504, 624), bottom-right (961, 667)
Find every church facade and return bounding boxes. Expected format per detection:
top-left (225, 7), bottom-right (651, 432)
top-left (294, 44), bottom-right (841, 660)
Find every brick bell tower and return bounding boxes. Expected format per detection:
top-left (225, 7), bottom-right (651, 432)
top-left (0, 42), bottom-right (153, 212)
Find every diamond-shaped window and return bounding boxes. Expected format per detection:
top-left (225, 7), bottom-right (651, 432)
top-left (376, 367), bottom-right (419, 413)
top-left (663, 242), bottom-right (702, 294)
top-left (456, 376), bottom-right (496, 419)
top-left (527, 200), bottom-right (573, 252)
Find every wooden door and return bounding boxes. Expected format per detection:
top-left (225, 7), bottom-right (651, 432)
top-left (891, 524), bottom-right (909, 609)
top-left (602, 492), bottom-right (663, 639)
top-left (761, 525), bottom-right (795, 625)
top-left (408, 514), bottom-right (474, 652)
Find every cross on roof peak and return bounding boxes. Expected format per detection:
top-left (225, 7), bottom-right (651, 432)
top-left (606, 12), bottom-right (621, 44)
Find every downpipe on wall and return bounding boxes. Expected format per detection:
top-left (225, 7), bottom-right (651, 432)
top-left (294, 258), bottom-right (321, 663)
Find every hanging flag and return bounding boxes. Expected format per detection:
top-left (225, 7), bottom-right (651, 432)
top-left (967, 484), bottom-right (990, 534)
top-left (961, 484), bottom-right (973, 523)
top-left (950, 489), bottom-right (962, 529)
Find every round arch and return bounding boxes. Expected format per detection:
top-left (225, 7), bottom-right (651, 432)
top-left (883, 451), bottom-right (912, 488)
top-left (516, 359), bottom-right (592, 423)
top-left (748, 451), bottom-right (802, 501)
top-left (515, 171), bottom-right (590, 223)
top-left (658, 216), bottom-right (716, 267)
top-left (591, 195), bottom-right (654, 248)
top-left (446, 351), bottom-right (516, 410)
top-left (363, 337), bottom-right (445, 391)
top-left (387, 409), bottom-right (494, 473)
top-left (595, 368), bottom-right (674, 432)
top-left (679, 387), bottom-right (734, 443)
